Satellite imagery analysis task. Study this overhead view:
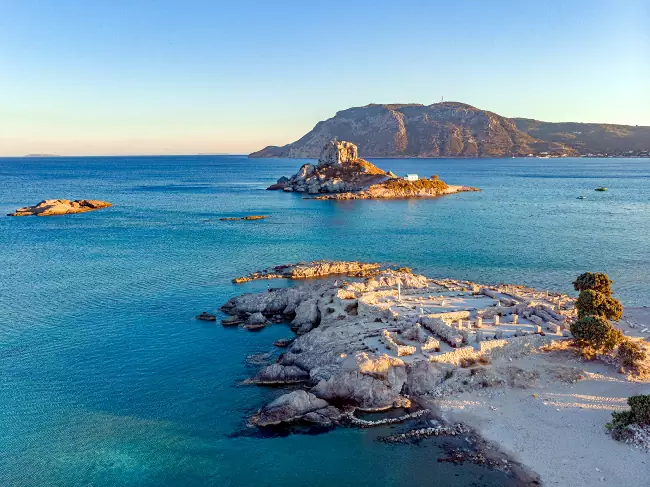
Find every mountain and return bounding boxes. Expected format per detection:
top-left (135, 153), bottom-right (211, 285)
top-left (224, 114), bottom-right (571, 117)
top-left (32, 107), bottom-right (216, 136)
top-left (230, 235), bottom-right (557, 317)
top-left (249, 102), bottom-right (650, 158)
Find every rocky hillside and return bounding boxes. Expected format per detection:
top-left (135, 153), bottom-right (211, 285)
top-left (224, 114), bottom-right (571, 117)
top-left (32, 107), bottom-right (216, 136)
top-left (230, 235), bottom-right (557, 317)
top-left (250, 102), bottom-right (650, 158)
top-left (250, 102), bottom-right (576, 158)
top-left (513, 119), bottom-right (650, 155)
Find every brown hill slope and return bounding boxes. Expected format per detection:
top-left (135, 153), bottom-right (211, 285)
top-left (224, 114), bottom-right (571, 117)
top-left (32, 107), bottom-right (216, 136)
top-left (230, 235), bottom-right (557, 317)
top-left (513, 119), bottom-right (650, 155)
top-left (250, 102), bottom-right (576, 158)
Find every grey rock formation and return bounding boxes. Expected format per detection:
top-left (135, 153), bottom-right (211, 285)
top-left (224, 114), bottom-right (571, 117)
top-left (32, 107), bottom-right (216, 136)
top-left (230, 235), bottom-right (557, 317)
top-left (404, 361), bottom-right (449, 395)
top-left (318, 139), bottom-right (358, 165)
top-left (311, 352), bottom-right (409, 410)
top-left (276, 139), bottom-right (388, 195)
top-left (247, 312), bottom-right (267, 325)
top-left (251, 390), bottom-right (341, 427)
top-left (251, 363), bottom-right (310, 384)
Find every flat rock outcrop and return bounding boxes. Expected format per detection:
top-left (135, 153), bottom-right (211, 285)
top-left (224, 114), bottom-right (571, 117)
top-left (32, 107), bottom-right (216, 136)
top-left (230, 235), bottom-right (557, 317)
top-left (313, 179), bottom-right (479, 200)
top-left (8, 199), bottom-right (112, 217)
top-left (232, 260), bottom-right (380, 283)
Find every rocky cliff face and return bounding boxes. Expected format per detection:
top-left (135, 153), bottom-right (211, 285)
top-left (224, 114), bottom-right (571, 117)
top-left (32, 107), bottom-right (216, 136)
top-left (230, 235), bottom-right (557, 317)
top-left (250, 102), bottom-right (577, 158)
top-left (271, 139), bottom-right (388, 194)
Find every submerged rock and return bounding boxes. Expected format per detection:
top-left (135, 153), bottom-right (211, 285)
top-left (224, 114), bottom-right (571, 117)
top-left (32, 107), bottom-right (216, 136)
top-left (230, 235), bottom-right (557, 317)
top-left (219, 215), bottom-right (268, 221)
top-left (196, 312), bottom-right (217, 321)
top-left (273, 338), bottom-right (294, 348)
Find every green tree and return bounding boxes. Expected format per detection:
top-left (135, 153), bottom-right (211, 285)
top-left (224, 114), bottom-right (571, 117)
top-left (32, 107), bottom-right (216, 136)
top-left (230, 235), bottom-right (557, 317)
top-left (572, 272), bottom-right (613, 295)
top-left (576, 289), bottom-right (623, 321)
top-left (570, 315), bottom-right (624, 352)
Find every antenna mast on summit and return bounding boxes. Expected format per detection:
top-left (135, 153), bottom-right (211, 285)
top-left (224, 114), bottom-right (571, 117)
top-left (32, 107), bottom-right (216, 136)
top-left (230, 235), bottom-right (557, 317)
top-left (441, 96), bottom-right (444, 102)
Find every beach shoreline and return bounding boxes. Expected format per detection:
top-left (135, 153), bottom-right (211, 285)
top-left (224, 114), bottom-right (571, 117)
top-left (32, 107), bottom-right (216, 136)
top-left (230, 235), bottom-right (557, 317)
top-left (434, 308), bottom-right (650, 486)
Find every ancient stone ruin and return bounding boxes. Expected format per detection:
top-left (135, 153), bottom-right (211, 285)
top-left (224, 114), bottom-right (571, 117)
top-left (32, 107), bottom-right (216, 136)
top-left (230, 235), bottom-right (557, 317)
top-left (219, 263), bottom-right (578, 428)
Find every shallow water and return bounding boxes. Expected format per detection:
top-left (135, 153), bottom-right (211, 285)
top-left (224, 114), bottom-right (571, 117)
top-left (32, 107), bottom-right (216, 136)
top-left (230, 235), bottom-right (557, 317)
top-left (1, 155), bottom-right (648, 486)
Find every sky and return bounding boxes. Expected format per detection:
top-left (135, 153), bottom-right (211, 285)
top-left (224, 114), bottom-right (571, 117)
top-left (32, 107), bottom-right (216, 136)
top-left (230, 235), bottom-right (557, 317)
top-left (0, 0), bottom-right (649, 156)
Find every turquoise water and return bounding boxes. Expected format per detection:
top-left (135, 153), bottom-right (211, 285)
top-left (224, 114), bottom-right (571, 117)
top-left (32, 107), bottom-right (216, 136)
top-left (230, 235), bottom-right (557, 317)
top-left (1, 155), bottom-right (649, 486)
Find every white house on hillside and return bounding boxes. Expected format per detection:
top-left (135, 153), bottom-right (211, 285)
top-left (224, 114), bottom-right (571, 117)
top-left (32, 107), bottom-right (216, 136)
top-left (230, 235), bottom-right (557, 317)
top-left (405, 174), bottom-right (419, 181)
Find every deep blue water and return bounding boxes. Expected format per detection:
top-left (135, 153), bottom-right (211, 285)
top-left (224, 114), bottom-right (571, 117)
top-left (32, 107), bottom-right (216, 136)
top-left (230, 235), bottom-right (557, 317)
top-left (1, 155), bottom-right (649, 486)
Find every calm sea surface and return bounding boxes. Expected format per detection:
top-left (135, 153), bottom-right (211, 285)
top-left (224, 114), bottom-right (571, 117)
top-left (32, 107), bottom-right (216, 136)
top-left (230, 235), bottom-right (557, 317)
top-left (1, 155), bottom-right (649, 486)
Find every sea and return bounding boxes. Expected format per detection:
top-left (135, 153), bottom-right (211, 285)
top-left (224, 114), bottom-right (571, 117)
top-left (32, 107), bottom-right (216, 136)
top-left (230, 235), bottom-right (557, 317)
top-left (1, 155), bottom-right (649, 486)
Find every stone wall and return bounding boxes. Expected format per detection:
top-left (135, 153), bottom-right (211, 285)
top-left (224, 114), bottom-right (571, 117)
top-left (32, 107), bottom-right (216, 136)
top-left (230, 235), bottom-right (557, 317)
top-left (426, 310), bottom-right (470, 321)
top-left (421, 336), bottom-right (441, 352)
top-left (380, 329), bottom-right (416, 356)
top-left (420, 316), bottom-right (463, 347)
top-left (428, 346), bottom-right (478, 366)
top-left (426, 334), bottom-right (555, 365)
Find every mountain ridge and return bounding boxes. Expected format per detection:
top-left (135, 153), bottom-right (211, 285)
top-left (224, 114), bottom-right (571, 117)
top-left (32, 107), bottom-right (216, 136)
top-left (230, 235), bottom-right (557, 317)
top-left (250, 102), bottom-right (650, 158)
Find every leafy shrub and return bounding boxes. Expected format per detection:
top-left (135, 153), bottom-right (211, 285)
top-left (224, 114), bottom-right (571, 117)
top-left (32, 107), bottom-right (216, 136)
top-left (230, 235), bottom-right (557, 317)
top-left (573, 272), bottom-right (613, 295)
top-left (618, 339), bottom-right (646, 369)
top-left (570, 315), bottom-right (624, 352)
top-left (431, 174), bottom-right (440, 180)
top-left (628, 395), bottom-right (650, 424)
top-left (576, 289), bottom-right (623, 321)
top-left (609, 394), bottom-right (650, 440)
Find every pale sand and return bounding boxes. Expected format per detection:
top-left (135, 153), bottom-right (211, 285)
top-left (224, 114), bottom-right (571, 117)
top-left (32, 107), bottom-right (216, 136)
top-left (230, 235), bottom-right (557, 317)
top-left (435, 308), bottom-right (650, 487)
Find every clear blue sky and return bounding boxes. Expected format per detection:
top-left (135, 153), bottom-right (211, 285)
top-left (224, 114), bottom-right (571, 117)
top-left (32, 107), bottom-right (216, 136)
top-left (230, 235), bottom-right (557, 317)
top-left (1, 0), bottom-right (648, 155)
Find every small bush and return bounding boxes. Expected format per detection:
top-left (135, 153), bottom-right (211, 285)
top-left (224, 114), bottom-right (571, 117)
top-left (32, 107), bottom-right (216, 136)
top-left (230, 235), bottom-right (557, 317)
top-left (576, 289), bottom-right (623, 321)
top-left (431, 174), bottom-right (440, 180)
top-left (573, 272), bottom-right (613, 295)
top-left (570, 315), bottom-right (624, 352)
top-left (618, 339), bottom-right (646, 369)
top-left (609, 394), bottom-right (650, 439)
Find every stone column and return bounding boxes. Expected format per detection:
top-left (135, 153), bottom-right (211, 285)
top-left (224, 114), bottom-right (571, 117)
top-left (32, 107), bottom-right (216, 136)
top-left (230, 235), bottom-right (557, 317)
top-left (494, 315), bottom-right (500, 325)
top-left (476, 317), bottom-right (483, 328)
top-left (512, 314), bottom-right (518, 325)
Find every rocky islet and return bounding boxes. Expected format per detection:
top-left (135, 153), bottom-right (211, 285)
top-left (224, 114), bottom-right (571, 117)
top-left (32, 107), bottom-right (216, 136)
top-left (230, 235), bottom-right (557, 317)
top-left (267, 139), bottom-right (478, 199)
top-left (8, 199), bottom-right (112, 216)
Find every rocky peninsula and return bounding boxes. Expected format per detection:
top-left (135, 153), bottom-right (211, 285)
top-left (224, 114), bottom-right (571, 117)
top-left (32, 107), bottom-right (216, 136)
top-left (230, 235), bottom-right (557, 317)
top-left (8, 199), bottom-right (112, 217)
top-left (267, 139), bottom-right (478, 199)
top-left (219, 261), bottom-right (650, 486)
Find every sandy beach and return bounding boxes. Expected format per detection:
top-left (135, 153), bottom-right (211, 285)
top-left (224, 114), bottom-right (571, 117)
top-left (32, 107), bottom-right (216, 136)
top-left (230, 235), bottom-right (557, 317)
top-left (436, 307), bottom-right (650, 487)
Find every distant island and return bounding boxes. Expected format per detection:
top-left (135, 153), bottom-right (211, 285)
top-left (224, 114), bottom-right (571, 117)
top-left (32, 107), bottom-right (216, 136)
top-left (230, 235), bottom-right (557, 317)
top-left (249, 102), bottom-right (650, 159)
top-left (24, 154), bottom-right (61, 157)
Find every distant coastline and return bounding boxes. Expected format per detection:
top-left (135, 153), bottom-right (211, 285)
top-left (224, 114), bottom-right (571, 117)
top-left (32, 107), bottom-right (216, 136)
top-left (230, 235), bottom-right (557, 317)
top-left (249, 102), bottom-right (650, 159)
top-left (23, 153), bottom-right (61, 157)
